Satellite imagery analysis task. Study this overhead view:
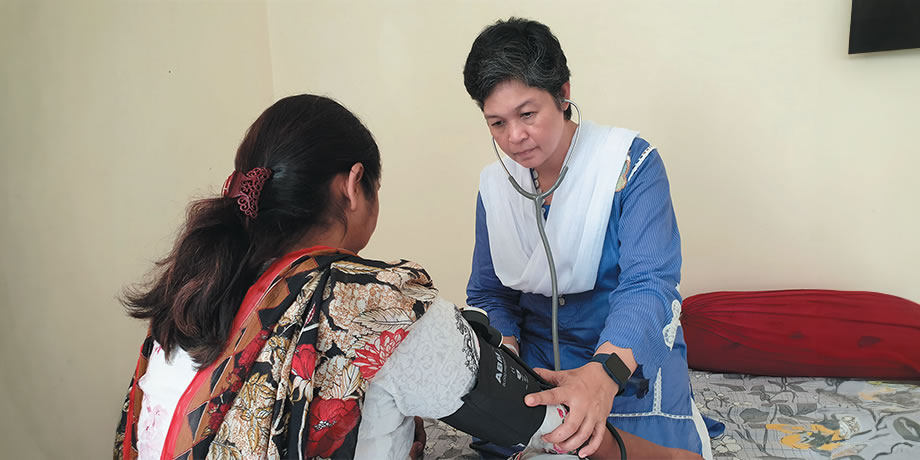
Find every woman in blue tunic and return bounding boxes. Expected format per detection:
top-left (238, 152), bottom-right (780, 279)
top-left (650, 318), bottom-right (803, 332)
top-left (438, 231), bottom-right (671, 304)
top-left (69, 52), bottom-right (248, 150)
top-left (463, 18), bottom-right (721, 458)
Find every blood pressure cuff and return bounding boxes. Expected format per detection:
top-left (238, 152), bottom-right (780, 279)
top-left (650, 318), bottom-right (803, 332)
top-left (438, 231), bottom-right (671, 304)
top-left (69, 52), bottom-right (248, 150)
top-left (440, 310), bottom-right (553, 448)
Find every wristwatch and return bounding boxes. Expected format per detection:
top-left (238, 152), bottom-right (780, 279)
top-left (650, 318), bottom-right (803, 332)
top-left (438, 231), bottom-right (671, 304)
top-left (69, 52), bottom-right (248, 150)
top-left (590, 353), bottom-right (631, 394)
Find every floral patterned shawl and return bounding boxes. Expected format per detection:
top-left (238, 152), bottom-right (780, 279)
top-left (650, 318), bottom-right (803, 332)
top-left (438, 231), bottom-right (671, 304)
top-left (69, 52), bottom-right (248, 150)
top-left (115, 247), bottom-right (437, 459)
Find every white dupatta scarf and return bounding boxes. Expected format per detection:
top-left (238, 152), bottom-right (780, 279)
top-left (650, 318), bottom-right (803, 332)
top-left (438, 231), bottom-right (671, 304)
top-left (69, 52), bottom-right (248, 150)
top-left (479, 120), bottom-right (637, 296)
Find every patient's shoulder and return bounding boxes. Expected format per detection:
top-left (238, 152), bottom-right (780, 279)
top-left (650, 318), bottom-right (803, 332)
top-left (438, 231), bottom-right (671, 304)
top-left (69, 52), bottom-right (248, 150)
top-left (331, 256), bottom-right (438, 303)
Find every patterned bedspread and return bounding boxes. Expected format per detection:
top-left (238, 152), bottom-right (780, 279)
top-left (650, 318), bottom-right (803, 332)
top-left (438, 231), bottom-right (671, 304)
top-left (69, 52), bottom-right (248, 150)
top-left (695, 372), bottom-right (920, 460)
top-left (422, 370), bottom-right (920, 459)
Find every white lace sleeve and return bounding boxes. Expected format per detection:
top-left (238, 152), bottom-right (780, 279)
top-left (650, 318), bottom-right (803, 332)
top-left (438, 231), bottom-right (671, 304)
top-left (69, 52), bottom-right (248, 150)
top-left (355, 297), bottom-right (573, 459)
top-left (354, 297), bottom-right (479, 458)
top-left (374, 297), bottom-right (479, 417)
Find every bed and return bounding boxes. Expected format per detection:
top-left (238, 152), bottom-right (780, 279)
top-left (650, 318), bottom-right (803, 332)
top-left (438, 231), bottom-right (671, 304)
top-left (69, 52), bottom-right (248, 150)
top-left (423, 290), bottom-right (920, 459)
top-left (422, 370), bottom-right (920, 459)
top-left (694, 371), bottom-right (920, 459)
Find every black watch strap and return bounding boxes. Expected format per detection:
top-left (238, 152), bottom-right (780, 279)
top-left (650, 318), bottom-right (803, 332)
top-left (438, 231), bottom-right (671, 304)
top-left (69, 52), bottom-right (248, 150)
top-left (590, 353), bottom-right (631, 393)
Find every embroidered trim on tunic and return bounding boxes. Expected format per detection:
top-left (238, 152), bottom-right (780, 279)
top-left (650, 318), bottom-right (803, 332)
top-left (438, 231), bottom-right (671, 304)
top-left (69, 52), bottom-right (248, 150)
top-left (663, 300), bottom-right (682, 350)
top-left (607, 369), bottom-right (694, 420)
top-left (627, 145), bottom-right (655, 183)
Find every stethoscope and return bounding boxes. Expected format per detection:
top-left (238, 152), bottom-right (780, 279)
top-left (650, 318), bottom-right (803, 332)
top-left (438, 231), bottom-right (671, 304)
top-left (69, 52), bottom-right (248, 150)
top-left (491, 100), bottom-right (628, 459)
top-left (491, 99), bottom-right (581, 373)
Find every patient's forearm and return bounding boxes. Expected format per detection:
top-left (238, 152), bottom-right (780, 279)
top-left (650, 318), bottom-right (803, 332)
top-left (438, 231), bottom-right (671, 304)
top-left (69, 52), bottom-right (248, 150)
top-left (501, 335), bottom-right (519, 355)
top-left (593, 427), bottom-right (703, 460)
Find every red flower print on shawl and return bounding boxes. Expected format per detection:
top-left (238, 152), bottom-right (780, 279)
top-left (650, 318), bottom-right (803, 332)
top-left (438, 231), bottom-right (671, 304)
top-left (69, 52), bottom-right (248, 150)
top-left (291, 344), bottom-right (316, 380)
top-left (306, 398), bottom-right (360, 457)
top-left (206, 401), bottom-right (232, 433)
top-left (227, 331), bottom-right (271, 395)
top-left (352, 328), bottom-right (409, 379)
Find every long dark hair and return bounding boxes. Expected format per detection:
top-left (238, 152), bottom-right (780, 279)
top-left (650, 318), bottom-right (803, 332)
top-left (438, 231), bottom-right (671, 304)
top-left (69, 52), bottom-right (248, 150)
top-left (124, 95), bottom-right (381, 368)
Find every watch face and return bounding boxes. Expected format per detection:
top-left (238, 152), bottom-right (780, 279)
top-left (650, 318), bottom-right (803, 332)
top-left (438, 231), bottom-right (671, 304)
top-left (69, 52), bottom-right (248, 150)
top-left (604, 354), bottom-right (631, 383)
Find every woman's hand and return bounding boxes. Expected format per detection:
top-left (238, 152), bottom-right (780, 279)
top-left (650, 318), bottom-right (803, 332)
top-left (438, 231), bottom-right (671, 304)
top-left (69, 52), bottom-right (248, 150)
top-left (409, 416), bottom-right (426, 459)
top-left (525, 362), bottom-right (619, 457)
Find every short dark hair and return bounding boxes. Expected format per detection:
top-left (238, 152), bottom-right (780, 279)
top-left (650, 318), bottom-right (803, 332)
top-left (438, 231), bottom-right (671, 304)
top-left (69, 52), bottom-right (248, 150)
top-left (124, 95), bottom-right (381, 368)
top-left (463, 17), bottom-right (572, 119)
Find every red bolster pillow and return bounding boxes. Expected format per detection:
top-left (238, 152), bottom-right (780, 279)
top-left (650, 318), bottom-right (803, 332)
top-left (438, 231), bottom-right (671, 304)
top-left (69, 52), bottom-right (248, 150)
top-left (681, 290), bottom-right (920, 379)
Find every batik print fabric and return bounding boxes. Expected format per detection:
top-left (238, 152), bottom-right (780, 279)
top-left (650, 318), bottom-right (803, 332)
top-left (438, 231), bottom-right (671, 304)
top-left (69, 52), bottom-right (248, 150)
top-left (115, 247), bottom-right (437, 460)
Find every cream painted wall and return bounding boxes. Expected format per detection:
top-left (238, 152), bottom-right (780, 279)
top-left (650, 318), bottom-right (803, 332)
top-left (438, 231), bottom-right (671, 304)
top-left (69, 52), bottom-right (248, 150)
top-left (1, 1), bottom-right (274, 458)
top-left (2, 1), bottom-right (918, 459)
top-left (267, 0), bottom-right (920, 306)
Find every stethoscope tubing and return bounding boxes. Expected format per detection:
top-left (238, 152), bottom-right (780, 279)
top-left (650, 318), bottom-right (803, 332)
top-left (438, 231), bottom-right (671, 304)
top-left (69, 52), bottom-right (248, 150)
top-left (491, 99), bottom-right (581, 372)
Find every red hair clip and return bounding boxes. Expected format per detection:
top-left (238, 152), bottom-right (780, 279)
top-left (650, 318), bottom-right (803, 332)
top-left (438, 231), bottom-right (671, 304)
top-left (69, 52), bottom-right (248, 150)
top-left (222, 167), bottom-right (272, 219)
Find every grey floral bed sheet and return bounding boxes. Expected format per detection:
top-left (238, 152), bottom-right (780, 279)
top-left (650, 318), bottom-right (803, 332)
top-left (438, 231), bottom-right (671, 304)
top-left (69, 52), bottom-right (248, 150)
top-left (422, 418), bottom-right (479, 459)
top-left (695, 372), bottom-right (920, 460)
top-left (422, 370), bottom-right (920, 459)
